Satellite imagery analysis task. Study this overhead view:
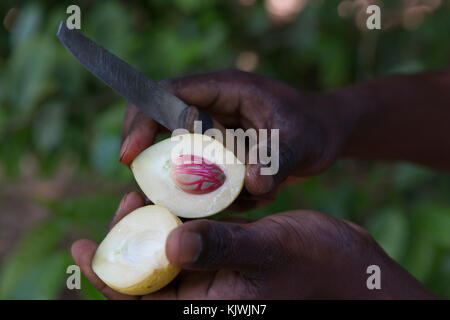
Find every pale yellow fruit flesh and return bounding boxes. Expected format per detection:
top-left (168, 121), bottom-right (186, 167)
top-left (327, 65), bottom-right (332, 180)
top-left (92, 205), bottom-right (182, 296)
top-left (104, 263), bottom-right (180, 296)
top-left (131, 134), bottom-right (245, 218)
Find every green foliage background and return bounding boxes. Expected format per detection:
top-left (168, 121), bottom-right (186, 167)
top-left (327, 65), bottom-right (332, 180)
top-left (0, 0), bottom-right (449, 299)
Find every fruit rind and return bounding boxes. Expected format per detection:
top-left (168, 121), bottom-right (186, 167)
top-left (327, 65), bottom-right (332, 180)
top-left (105, 263), bottom-right (180, 296)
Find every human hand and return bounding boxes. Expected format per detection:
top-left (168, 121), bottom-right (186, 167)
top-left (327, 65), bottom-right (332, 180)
top-left (71, 192), bottom-right (436, 299)
top-left (119, 70), bottom-right (349, 205)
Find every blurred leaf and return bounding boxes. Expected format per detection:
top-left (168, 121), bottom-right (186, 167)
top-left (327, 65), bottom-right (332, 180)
top-left (89, 103), bottom-right (127, 178)
top-left (0, 129), bottom-right (29, 178)
top-left (201, 23), bottom-right (227, 58)
top-left (9, 3), bottom-right (42, 48)
top-left (367, 207), bottom-right (409, 261)
top-left (51, 50), bottom-right (87, 99)
top-left (247, 5), bottom-right (268, 36)
top-left (414, 204), bottom-right (450, 248)
top-left (394, 163), bottom-right (433, 191)
top-left (315, 35), bottom-right (350, 88)
top-left (7, 35), bottom-right (55, 115)
top-left (174, 0), bottom-right (214, 13)
top-left (0, 106), bottom-right (6, 132)
top-left (403, 232), bottom-right (435, 282)
top-left (300, 177), bottom-right (349, 219)
top-left (428, 252), bottom-right (450, 298)
top-left (9, 251), bottom-right (72, 299)
top-left (387, 60), bottom-right (424, 74)
top-left (0, 219), bottom-right (68, 299)
top-left (95, 102), bottom-right (126, 134)
top-left (85, 1), bottom-right (131, 57)
top-left (33, 101), bottom-right (67, 153)
top-left (90, 133), bottom-right (121, 176)
top-left (49, 194), bottom-right (122, 241)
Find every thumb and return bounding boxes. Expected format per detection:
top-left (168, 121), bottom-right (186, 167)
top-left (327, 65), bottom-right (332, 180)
top-left (245, 138), bottom-right (299, 195)
top-left (165, 219), bottom-right (274, 272)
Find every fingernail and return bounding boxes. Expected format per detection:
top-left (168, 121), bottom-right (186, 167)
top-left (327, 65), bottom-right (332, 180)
top-left (260, 171), bottom-right (275, 192)
top-left (246, 164), bottom-right (275, 195)
top-left (119, 136), bottom-right (129, 162)
top-left (178, 231), bottom-right (202, 265)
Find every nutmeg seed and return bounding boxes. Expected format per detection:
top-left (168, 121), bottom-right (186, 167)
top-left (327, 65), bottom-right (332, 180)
top-left (171, 154), bottom-right (226, 194)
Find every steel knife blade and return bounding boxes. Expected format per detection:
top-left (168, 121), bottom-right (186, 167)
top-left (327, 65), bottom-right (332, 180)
top-left (56, 21), bottom-right (187, 132)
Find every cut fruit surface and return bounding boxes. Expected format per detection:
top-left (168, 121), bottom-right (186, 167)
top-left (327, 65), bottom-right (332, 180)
top-left (171, 154), bottom-right (226, 194)
top-left (92, 205), bottom-right (182, 295)
top-left (131, 134), bottom-right (245, 218)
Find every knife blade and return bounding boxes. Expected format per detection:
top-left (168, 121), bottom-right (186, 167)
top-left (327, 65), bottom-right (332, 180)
top-left (56, 21), bottom-right (200, 132)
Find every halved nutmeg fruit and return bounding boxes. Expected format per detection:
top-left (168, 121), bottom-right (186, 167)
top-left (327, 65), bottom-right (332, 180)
top-left (131, 134), bottom-right (245, 218)
top-left (92, 205), bottom-right (182, 295)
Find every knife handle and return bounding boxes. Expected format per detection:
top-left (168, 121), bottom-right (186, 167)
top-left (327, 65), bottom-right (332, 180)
top-left (179, 106), bottom-right (227, 139)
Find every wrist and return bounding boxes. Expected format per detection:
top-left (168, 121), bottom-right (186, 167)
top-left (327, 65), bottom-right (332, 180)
top-left (316, 231), bottom-right (438, 299)
top-left (321, 85), bottom-right (376, 159)
top-left (369, 245), bottom-right (439, 299)
top-left (350, 242), bottom-right (439, 299)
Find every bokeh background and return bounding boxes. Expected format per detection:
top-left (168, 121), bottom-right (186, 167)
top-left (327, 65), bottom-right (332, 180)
top-left (1, 0), bottom-right (450, 299)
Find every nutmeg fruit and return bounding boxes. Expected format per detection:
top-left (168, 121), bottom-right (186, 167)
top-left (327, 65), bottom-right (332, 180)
top-left (92, 205), bottom-right (182, 295)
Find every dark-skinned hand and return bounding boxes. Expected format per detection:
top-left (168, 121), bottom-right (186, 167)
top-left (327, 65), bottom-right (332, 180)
top-left (72, 192), bottom-right (436, 299)
top-left (71, 69), bottom-right (445, 299)
top-left (119, 69), bottom-right (348, 210)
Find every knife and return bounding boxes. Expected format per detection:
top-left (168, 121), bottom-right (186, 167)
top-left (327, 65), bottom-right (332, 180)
top-left (56, 21), bottom-right (226, 135)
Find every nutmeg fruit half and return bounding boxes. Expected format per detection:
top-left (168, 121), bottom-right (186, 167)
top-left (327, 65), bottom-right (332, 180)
top-left (92, 205), bottom-right (182, 295)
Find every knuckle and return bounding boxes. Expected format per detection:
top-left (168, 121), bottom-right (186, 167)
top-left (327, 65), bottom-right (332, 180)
top-left (193, 220), bottom-right (235, 267)
top-left (252, 218), bottom-right (291, 267)
top-left (246, 82), bottom-right (263, 96)
top-left (158, 77), bottom-right (182, 96)
top-left (275, 141), bottom-right (298, 182)
top-left (346, 220), bottom-right (373, 241)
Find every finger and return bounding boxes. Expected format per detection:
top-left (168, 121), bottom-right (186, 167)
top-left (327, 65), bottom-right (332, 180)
top-left (71, 239), bottom-right (137, 300)
top-left (158, 69), bottom-right (250, 124)
top-left (245, 138), bottom-right (301, 195)
top-left (107, 192), bottom-right (146, 233)
top-left (245, 164), bottom-right (275, 196)
top-left (141, 270), bottom-right (189, 300)
top-left (165, 219), bottom-right (277, 273)
top-left (176, 270), bottom-right (217, 299)
top-left (144, 270), bottom-right (217, 300)
top-left (141, 285), bottom-right (177, 300)
top-left (119, 112), bottom-right (161, 165)
top-left (244, 139), bottom-right (275, 195)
